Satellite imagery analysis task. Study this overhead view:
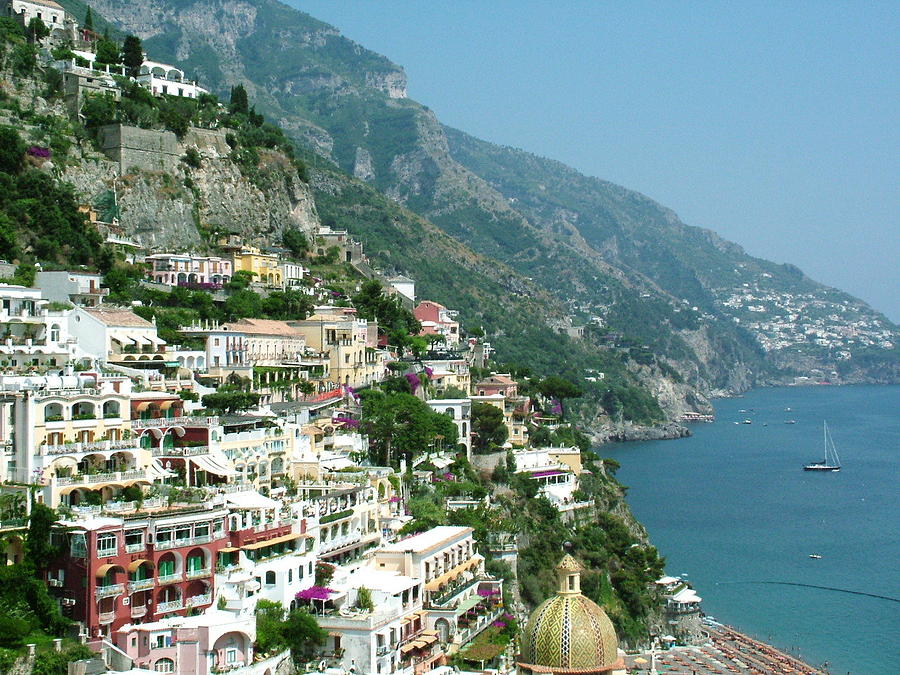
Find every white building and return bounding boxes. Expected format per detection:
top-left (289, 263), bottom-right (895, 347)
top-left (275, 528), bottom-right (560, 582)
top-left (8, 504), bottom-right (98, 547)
top-left (387, 275), bottom-right (415, 304)
top-left (34, 270), bottom-right (108, 306)
top-left (5, 0), bottom-right (68, 28)
top-left (68, 306), bottom-right (164, 362)
top-left (0, 284), bottom-right (78, 370)
top-left (145, 253), bottom-right (233, 287)
top-left (425, 399), bottom-right (471, 459)
top-left (281, 261), bottom-right (307, 290)
top-left (136, 59), bottom-right (209, 99)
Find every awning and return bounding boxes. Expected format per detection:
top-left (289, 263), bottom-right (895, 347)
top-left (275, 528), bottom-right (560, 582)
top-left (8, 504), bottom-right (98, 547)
top-left (95, 563), bottom-right (124, 578)
top-left (192, 454), bottom-right (238, 478)
top-left (400, 643), bottom-right (417, 655)
top-left (127, 559), bottom-right (153, 572)
top-left (418, 634), bottom-right (438, 646)
top-left (158, 400), bottom-right (176, 410)
top-left (424, 555), bottom-right (483, 591)
top-left (241, 532), bottom-right (304, 551)
top-left (218, 547), bottom-right (239, 554)
top-left (135, 401), bottom-right (152, 412)
top-left (149, 459), bottom-right (176, 479)
top-left (225, 491), bottom-right (278, 510)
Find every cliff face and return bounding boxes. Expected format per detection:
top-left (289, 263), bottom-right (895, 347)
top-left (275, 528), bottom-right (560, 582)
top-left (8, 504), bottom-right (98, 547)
top-left (62, 126), bottom-right (318, 251)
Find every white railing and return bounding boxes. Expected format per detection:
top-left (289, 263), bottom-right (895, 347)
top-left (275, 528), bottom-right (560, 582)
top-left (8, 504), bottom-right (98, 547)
top-left (155, 534), bottom-right (211, 550)
top-left (95, 583), bottom-right (124, 598)
top-left (98, 611), bottom-right (116, 624)
top-left (131, 605), bottom-right (148, 618)
top-left (127, 579), bottom-right (155, 592)
top-left (186, 593), bottom-right (211, 607)
top-left (44, 439), bottom-right (139, 455)
top-left (133, 416), bottom-right (219, 429)
top-left (185, 567), bottom-right (211, 580)
top-left (57, 469), bottom-right (149, 486)
top-left (157, 573), bottom-right (183, 585)
top-left (125, 542), bottom-right (145, 554)
top-left (156, 599), bottom-right (184, 614)
top-left (153, 446), bottom-right (210, 457)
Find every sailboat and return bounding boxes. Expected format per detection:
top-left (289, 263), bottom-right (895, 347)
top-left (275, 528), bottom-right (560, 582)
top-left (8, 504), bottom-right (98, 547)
top-left (803, 421), bottom-right (841, 472)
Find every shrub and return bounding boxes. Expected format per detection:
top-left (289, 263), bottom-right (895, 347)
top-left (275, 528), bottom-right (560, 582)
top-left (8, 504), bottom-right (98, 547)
top-left (182, 146), bottom-right (201, 168)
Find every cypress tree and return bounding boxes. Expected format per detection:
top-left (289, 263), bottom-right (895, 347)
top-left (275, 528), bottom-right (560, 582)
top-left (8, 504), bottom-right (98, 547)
top-left (84, 7), bottom-right (94, 31)
top-left (122, 34), bottom-right (144, 77)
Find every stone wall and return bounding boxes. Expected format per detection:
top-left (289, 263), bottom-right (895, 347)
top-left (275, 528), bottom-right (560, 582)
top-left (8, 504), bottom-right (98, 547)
top-left (98, 123), bottom-right (179, 174)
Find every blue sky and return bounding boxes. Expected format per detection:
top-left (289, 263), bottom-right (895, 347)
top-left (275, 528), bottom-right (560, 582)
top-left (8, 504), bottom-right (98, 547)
top-left (292, 1), bottom-right (899, 321)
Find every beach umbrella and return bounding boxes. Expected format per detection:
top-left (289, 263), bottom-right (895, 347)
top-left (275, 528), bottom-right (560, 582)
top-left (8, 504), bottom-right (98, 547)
top-left (633, 657), bottom-right (648, 664)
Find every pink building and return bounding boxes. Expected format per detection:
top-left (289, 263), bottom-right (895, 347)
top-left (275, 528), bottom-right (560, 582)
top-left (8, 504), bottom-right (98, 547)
top-left (413, 301), bottom-right (460, 346)
top-left (146, 254), bottom-right (232, 288)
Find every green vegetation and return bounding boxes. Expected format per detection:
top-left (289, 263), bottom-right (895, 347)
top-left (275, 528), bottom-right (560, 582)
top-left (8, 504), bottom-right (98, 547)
top-left (471, 402), bottom-right (507, 454)
top-left (255, 599), bottom-right (325, 666)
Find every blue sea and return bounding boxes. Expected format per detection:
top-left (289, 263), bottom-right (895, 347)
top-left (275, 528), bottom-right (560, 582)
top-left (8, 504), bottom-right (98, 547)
top-left (602, 385), bottom-right (899, 675)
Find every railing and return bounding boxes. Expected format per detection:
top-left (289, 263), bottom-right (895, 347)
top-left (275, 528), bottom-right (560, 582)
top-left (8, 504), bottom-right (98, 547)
top-left (455, 607), bottom-right (504, 646)
top-left (157, 573), bottom-right (183, 585)
top-left (185, 567), bottom-right (211, 580)
top-left (427, 576), bottom-right (483, 609)
top-left (131, 605), bottom-right (148, 619)
top-left (186, 593), bottom-right (211, 607)
top-left (155, 534), bottom-right (211, 550)
top-left (128, 579), bottom-right (155, 592)
top-left (153, 446), bottom-right (210, 457)
top-left (56, 469), bottom-right (149, 486)
top-left (98, 611), bottom-right (116, 624)
top-left (125, 542), bottom-right (145, 554)
top-left (156, 599), bottom-right (184, 614)
top-left (43, 438), bottom-right (140, 455)
top-left (95, 583), bottom-right (124, 598)
top-left (132, 416), bottom-right (219, 429)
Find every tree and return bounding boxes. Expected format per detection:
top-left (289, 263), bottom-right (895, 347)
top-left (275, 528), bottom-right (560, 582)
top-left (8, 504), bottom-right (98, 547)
top-left (202, 390), bottom-right (260, 414)
top-left (121, 35), bottom-right (143, 77)
top-left (83, 7), bottom-right (94, 31)
top-left (282, 227), bottom-right (309, 258)
top-left (25, 17), bottom-right (49, 43)
top-left (0, 126), bottom-right (24, 175)
top-left (224, 289), bottom-right (263, 320)
top-left (538, 375), bottom-right (583, 420)
top-left (471, 402), bottom-right (508, 454)
top-left (230, 83), bottom-right (249, 115)
top-left (360, 391), bottom-right (457, 467)
top-left (94, 39), bottom-right (120, 65)
top-left (261, 289), bottom-right (314, 320)
top-left (281, 607), bottom-right (325, 665)
top-left (356, 586), bottom-right (374, 611)
top-left (25, 503), bottom-right (57, 571)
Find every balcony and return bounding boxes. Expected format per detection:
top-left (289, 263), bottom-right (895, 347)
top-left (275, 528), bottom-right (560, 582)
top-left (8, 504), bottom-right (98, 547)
top-left (125, 542), bottom-right (145, 554)
top-left (132, 416), bottom-right (219, 429)
top-left (156, 599), bottom-right (184, 614)
top-left (185, 567), bottom-right (211, 580)
top-left (155, 534), bottom-right (210, 550)
top-left (57, 469), bottom-right (149, 486)
top-left (152, 446), bottom-right (210, 457)
top-left (186, 593), bottom-right (211, 608)
top-left (128, 579), bottom-right (155, 592)
top-left (95, 583), bottom-right (124, 598)
top-left (157, 573), bottom-right (183, 585)
top-left (98, 611), bottom-right (116, 624)
top-left (131, 605), bottom-right (148, 619)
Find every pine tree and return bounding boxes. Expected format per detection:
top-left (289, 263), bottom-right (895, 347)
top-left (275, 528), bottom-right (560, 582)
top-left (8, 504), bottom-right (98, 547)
top-left (229, 83), bottom-right (249, 115)
top-left (84, 7), bottom-right (94, 31)
top-left (122, 34), bottom-right (144, 77)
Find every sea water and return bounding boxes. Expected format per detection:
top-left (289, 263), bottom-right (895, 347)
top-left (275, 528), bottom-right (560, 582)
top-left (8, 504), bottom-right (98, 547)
top-left (602, 385), bottom-right (899, 675)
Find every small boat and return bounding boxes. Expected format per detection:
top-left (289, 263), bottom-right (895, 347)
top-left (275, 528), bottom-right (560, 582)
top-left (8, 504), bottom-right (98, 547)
top-left (809, 554), bottom-right (822, 559)
top-left (784, 420), bottom-right (796, 424)
top-left (785, 407), bottom-right (792, 412)
top-left (803, 421), bottom-right (841, 472)
top-left (741, 419), bottom-right (752, 424)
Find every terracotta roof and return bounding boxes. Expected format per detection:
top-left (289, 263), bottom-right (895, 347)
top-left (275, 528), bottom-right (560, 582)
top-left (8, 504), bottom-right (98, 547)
top-left (476, 374), bottom-right (516, 387)
top-left (225, 318), bottom-right (304, 337)
top-left (84, 307), bottom-right (153, 327)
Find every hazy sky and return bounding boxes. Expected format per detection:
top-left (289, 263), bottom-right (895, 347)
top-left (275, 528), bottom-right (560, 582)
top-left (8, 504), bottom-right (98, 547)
top-left (293, 1), bottom-right (899, 322)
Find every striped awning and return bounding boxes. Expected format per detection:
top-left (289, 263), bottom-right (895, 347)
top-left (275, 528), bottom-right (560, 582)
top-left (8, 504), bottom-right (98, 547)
top-left (95, 563), bottom-right (124, 578)
top-left (127, 559), bottom-right (153, 572)
top-left (424, 555), bottom-right (482, 591)
top-left (241, 532), bottom-right (304, 551)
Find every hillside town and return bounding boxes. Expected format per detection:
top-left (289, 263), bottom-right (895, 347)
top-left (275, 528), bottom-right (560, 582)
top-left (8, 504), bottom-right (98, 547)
top-left (0, 2), bottom-right (840, 675)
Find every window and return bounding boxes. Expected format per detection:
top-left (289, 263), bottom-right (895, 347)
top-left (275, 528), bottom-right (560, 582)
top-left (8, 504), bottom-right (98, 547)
top-left (125, 530), bottom-right (143, 549)
top-left (97, 533), bottom-right (117, 557)
top-left (158, 558), bottom-right (175, 577)
top-left (187, 555), bottom-right (204, 572)
top-left (154, 657), bottom-right (175, 672)
top-left (194, 523), bottom-right (209, 539)
top-left (265, 571), bottom-right (276, 586)
top-left (288, 569), bottom-right (293, 583)
top-left (152, 633), bottom-right (172, 649)
top-left (156, 528), bottom-right (172, 547)
top-left (568, 575), bottom-right (576, 591)
top-left (226, 649), bottom-right (237, 664)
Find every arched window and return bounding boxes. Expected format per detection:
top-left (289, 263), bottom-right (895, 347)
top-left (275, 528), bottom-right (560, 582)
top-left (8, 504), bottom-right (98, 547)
top-left (444, 408), bottom-right (455, 419)
top-left (154, 658), bottom-right (175, 673)
top-left (265, 571), bottom-right (276, 586)
top-left (49, 324), bottom-right (60, 342)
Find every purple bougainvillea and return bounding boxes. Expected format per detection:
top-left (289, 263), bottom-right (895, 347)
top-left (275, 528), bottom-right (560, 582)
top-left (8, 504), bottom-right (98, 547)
top-left (405, 372), bottom-right (421, 392)
top-left (27, 146), bottom-right (51, 158)
top-left (296, 586), bottom-right (334, 601)
top-left (424, 366), bottom-right (434, 378)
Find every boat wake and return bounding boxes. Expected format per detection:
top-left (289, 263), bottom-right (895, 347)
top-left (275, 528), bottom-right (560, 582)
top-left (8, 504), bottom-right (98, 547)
top-left (716, 580), bottom-right (900, 603)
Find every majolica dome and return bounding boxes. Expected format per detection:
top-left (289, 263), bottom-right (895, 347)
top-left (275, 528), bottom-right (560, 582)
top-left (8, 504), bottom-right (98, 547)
top-left (518, 555), bottom-right (621, 674)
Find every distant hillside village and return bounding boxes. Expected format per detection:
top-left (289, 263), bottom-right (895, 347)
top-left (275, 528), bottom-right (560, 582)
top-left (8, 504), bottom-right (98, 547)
top-left (0, 2), bottom-right (702, 674)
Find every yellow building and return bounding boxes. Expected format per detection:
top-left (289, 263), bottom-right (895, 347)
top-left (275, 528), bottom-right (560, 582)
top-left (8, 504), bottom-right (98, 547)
top-left (232, 246), bottom-right (282, 287)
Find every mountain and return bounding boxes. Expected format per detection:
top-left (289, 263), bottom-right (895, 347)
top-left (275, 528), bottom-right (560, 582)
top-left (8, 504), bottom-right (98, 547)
top-left (60, 0), bottom-right (899, 399)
